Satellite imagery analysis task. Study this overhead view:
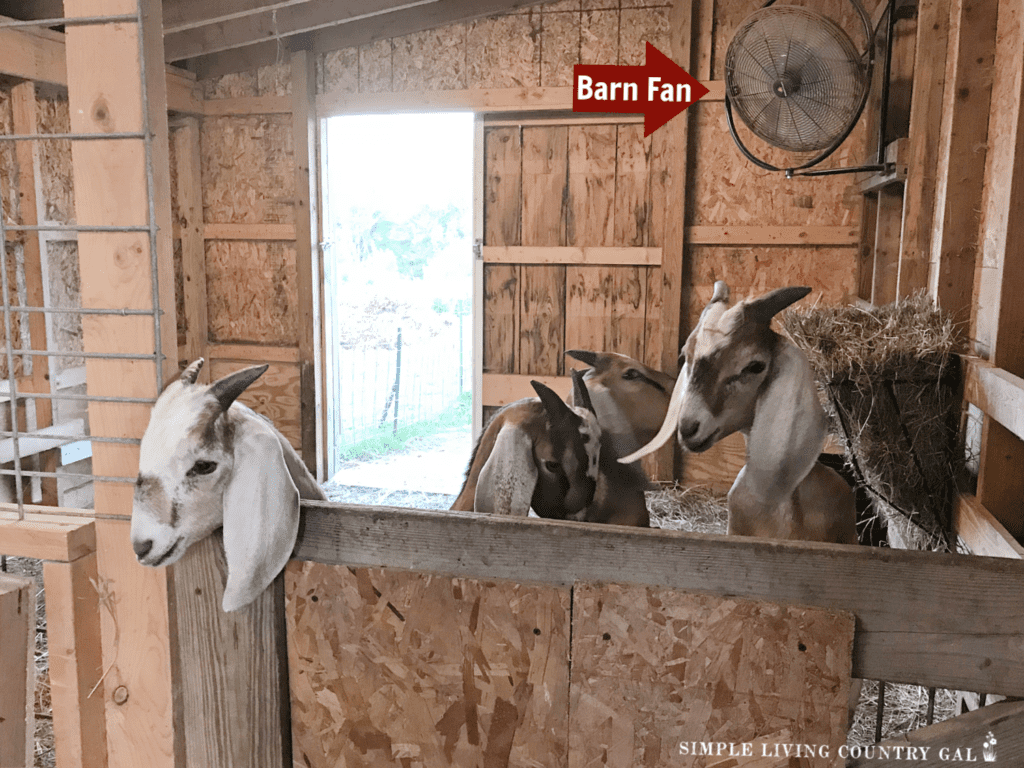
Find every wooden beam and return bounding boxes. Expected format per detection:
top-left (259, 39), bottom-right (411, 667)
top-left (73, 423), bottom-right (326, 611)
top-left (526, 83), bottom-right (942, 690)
top-left (847, 699), bottom-right (1024, 767)
top-left (43, 553), bottom-right (107, 768)
top-left (872, 186), bottom-right (903, 305)
top-left (207, 343), bottom-right (300, 364)
top-left (955, 493), bottom-right (1024, 560)
top-left (686, 225), bottom-right (859, 247)
top-left (11, 80), bottom-right (58, 505)
top-left (965, 357), bottom-right (1024, 442)
top-left (165, 0), bottom-right (429, 60)
top-left (163, 0), bottom-right (316, 33)
top-left (294, 500), bottom-right (1024, 697)
top-left (482, 373), bottom-right (570, 407)
top-left (173, 118), bottom-right (208, 375)
top-left (896, 0), bottom-right (950, 296)
top-left (928, 0), bottom-right (997, 317)
top-left (0, 511), bottom-right (95, 561)
top-left (482, 246), bottom-right (662, 266)
top-left (0, 573), bottom-right (34, 768)
top-left (203, 95), bottom-right (292, 116)
top-left (203, 222), bottom-right (296, 241)
top-left (291, 49), bottom-right (319, 473)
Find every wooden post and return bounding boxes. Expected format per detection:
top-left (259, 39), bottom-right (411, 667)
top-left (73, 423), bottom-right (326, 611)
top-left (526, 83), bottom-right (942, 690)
top-left (63, 0), bottom-right (179, 765)
top-left (172, 118), bottom-right (208, 380)
top-left (10, 80), bottom-right (58, 506)
top-left (974, 0), bottom-right (1024, 538)
top-left (290, 50), bottom-right (321, 478)
top-left (0, 573), bottom-right (34, 768)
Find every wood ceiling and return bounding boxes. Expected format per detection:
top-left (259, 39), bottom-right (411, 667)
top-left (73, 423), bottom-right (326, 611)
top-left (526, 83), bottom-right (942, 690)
top-left (0, 0), bottom-right (549, 77)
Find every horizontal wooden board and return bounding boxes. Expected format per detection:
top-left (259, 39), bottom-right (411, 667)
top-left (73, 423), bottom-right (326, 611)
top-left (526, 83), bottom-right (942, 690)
top-left (955, 493), bottom-right (1024, 560)
top-left (965, 357), bottom-right (1024, 442)
top-left (687, 225), bottom-right (860, 246)
top-left (203, 95), bottom-right (292, 116)
top-left (483, 245), bottom-right (661, 265)
top-left (482, 373), bottom-right (570, 407)
top-left (319, 82), bottom-right (724, 117)
top-left (204, 222), bottom-right (297, 241)
top-left (208, 343), bottom-right (301, 364)
top-left (208, 359), bottom-right (301, 448)
top-left (0, 511), bottom-right (96, 561)
top-left (293, 501), bottom-right (1024, 697)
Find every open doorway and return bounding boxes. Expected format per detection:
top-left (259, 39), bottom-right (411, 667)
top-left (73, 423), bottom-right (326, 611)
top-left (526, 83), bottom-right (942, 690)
top-left (320, 112), bottom-right (475, 509)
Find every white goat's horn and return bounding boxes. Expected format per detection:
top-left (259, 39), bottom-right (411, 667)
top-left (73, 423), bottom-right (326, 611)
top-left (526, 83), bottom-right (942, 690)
top-left (618, 366), bottom-right (688, 463)
top-left (711, 280), bottom-right (730, 303)
top-left (180, 358), bottom-right (204, 385)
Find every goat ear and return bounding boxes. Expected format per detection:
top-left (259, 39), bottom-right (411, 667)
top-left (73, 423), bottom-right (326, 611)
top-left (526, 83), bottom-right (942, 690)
top-left (745, 286), bottom-right (812, 325)
top-left (474, 424), bottom-right (537, 516)
top-left (570, 369), bottom-right (596, 415)
top-left (220, 416), bottom-right (300, 611)
top-left (565, 349), bottom-right (598, 367)
top-left (180, 358), bottom-right (204, 385)
top-left (209, 364), bottom-right (269, 412)
top-left (531, 380), bottom-right (574, 425)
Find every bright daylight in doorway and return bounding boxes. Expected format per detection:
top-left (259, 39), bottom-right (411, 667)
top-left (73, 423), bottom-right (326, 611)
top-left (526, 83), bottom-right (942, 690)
top-left (321, 112), bottom-right (475, 508)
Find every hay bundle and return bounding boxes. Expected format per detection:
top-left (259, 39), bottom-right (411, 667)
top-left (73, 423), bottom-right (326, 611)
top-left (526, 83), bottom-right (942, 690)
top-left (782, 295), bottom-right (962, 550)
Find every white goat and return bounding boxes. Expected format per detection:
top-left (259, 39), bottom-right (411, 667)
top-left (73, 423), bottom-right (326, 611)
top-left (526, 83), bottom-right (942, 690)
top-left (131, 359), bottom-right (325, 612)
top-left (622, 281), bottom-right (857, 544)
top-left (451, 370), bottom-right (602, 519)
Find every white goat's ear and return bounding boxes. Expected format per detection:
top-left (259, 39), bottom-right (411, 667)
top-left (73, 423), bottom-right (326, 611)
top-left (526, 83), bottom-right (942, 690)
top-left (474, 424), bottom-right (537, 516)
top-left (210, 364), bottom-right (269, 412)
top-left (220, 420), bottom-right (299, 612)
top-left (180, 358), bottom-right (204, 385)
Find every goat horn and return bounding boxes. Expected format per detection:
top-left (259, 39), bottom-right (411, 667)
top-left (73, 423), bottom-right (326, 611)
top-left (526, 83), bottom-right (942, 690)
top-left (209, 364), bottom-right (269, 412)
top-left (531, 379), bottom-right (573, 425)
top-left (746, 286), bottom-right (812, 325)
top-left (565, 349), bottom-right (598, 366)
top-left (711, 280), bottom-right (730, 303)
top-left (180, 358), bottom-right (205, 385)
top-left (570, 368), bottom-right (596, 415)
top-left (618, 365), bottom-right (689, 464)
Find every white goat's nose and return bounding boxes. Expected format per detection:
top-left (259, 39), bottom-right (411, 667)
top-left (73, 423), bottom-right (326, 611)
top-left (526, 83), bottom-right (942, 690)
top-left (678, 418), bottom-right (700, 440)
top-left (133, 538), bottom-right (153, 559)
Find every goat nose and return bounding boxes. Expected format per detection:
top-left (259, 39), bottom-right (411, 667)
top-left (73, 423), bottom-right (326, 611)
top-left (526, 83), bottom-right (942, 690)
top-left (678, 419), bottom-right (700, 440)
top-left (133, 538), bottom-right (153, 559)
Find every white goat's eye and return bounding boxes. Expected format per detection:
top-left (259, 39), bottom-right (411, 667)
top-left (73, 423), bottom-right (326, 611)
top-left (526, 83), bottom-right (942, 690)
top-left (543, 460), bottom-right (561, 473)
top-left (187, 460), bottom-right (218, 477)
top-left (744, 361), bottom-right (767, 375)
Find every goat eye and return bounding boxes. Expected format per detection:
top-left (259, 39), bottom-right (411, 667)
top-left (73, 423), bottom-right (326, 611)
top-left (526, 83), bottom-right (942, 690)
top-left (543, 460), bottom-right (561, 473)
top-left (623, 369), bottom-right (640, 380)
top-left (743, 361), bottom-right (767, 375)
top-left (187, 460), bottom-right (218, 477)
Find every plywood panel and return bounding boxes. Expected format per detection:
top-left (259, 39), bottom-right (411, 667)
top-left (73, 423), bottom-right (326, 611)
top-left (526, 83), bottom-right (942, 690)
top-left (565, 266), bottom-right (646, 361)
top-left (206, 240), bottom-right (299, 345)
top-left (466, 12), bottom-right (542, 88)
top-left (569, 583), bottom-right (854, 767)
top-left (619, 6), bottom-right (670, 65)
top-left (519, 265), bottom-right (565, 376)
top-left (614, 123), bottom-right (649, 247)
top-left (541, 9), bottom-right (581, 87)
top-left (200, 115), bottom-right (295, 224)
top-left (209, 358), bottom-right (301, 448)
top-left (393, 25), bottom-right (467, 91)
top-left (522, 126), bottom-right (568, 246)
top-left (36, 88), bottom-right (74, 225)
top-left (580, 10), bottom-right (618, 67)
top-left (567, 125), bottom-right (616, 247)
top-left (484, 127), bottom-right (522, 247)
top-left (319, 46), bottom-right (358, 95)
top-left (359, 39), bottom-right (393, 93)
top-left (286, 563), bottom-right (570, 768)
top-left (483, 265), bottom-right (519, 375)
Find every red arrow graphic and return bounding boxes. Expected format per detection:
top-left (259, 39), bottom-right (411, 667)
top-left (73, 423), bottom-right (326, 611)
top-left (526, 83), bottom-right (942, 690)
top-left (573, 42), bottom-right (710, 137)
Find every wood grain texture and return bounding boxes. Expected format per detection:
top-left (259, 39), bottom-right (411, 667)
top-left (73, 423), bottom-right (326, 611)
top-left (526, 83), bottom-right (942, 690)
top-left (0, 573), bottom-right (34, 768)
top-left (569, 583), bottom-right (853, 767)
top-left (567, 125), bottom-right (616, 247)
top-left (170, 534), bottom-right (289, 768)
top-left (286, 562), bottom-right (570, 767)
top-left (173, 118), bottom-right (208, 373)
top-left (209, 359), bottom-right (302, 448)
top-left (564, 266), bottom-right (646, 361)
top-left (484, 127), bottom-right (522, 248)
top-left (482, 373), bottom-right (571, 407)
top-left (483, 265), bottom-right (519, 375)
top-left (522, 126), bottom-right (568, 247)
top-left (0, 513), bottom-right (95, 561)
top-left (872, 187), bottom-right (903, 306)
top-left (613, 123), bottom-right (649, 247)
top-left (293, 500), bottom-right (1024, 696)
top-left (466, 11), bottom-right (541, 89)
top-left (954, 493), bottom-right (1024, 560)
top-left (483, 246), bottom-right (661, 265)
top-left (519, 265), bottom-right (566, 376)
top-left (392, 24), bottom-right (468, 91)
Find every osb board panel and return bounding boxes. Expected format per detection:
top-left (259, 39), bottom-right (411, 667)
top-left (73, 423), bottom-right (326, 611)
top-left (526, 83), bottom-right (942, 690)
top-left (619, 6), bottom-right (670, 65)
top-left (519, 265), bottom-right (565, 376)
top-left (565, 266), bottom-right (647, 362)
top-left (200, 115), bottom-right (295, 225)
top-left (47, 240), bottom-right (84, 370)
top-left (484, 127), bottom-right (522, 247)
top-left (567, 125), bottom-right (616, 247)
top-left (359, 39), bottom-right (393, 93)
top-left (569, 583), bottom-right (854, 768)
top-left (686, 246), bottom-right (859, 327)
top-left (201, 62), bottom-right (292, 99)
top-left (319, 47), bottom-right (358, 95)
top-left (208, 358), bottom-right (301, 448)
top-left (36, 88), bottom-right (75, 224)
top-left (0, 89), bottom-right (17, 227)
top-left (0, 244), bottom-right (25, 379)
top-left (393, 26), bottom-right (468, 91)
top-left (205, 240), bottom-right (298, 345)
top-left (581, 10), bottom-right (619, 66)
top-left (542, 10), bottom-right (582, 87)
top-left (467, 12), bottom-right (542, 89)
top-left (484, 264), bottom-right (519, 375)
top-left (690, 106), bottom-right (867, 227)
top-left (286, 562), bottom-right (571, 768)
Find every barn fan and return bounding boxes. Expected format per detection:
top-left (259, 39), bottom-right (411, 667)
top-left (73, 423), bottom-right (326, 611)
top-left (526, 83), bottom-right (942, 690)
top-left (724, 0), bottom-right (889, 177)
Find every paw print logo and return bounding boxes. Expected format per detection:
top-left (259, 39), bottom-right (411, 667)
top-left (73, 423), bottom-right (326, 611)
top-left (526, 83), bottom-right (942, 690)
top-left (983, 731), bottom-right (997, 763)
